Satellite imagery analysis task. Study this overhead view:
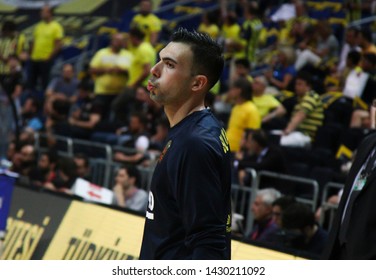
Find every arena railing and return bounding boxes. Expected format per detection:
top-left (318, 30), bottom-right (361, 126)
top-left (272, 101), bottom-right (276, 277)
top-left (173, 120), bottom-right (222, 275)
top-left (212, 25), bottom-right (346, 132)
top-left (256, 170), bottom-right (319, 212)
top-left (319, 182), bottom-right (344, 230)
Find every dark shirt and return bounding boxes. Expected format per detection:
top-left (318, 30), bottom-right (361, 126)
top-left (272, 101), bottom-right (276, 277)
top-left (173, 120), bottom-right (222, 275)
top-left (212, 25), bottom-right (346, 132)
top-left (139, 109), bottom-right (232, 260)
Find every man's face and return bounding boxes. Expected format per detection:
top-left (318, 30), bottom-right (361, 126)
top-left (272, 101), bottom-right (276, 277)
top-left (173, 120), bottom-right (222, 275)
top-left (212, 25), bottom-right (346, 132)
top-left (115, 168), bottom-right (131, 189)
top-left (295, 78), bottom-right (310, 97)
top-left (251, 196), bottom-right (272, 221)
top-left (74, 158), bottom-right (88, 178)
top-left (345, 30), bottom-right (358, 46)
top-left (252, 77), bottom-right (266, 95)
top-left (62, 64), bottom-right (74, 80)
top-left (111, 34), bottom-right (124, 52)
top-left (148, 42), bottom-right (195, 106)
top-left (140, 0), bottom-right (152, 15)
top-left (41, 6), bottom-right (51, 21)
top-left (38, 154), bottom-right (50, 171)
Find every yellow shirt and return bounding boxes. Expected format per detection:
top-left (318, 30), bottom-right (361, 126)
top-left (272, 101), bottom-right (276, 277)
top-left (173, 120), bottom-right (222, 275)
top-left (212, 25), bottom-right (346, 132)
top-left (222, 23), bottom-right (242, 59)
top-left (31, 20), bottom-right (64, 60)
top-left (128, 41), bottom-right (156, 87)
top-left (131, 13), bottom-right (162, 43)
top-left (198, 23), bottom-right (220, 39)
top-left (90, 48), bottom-right (133, 94)
top-left (226, 101), bottom-right (261, 152)
top-left (253, 94), bottom-right (281, 118)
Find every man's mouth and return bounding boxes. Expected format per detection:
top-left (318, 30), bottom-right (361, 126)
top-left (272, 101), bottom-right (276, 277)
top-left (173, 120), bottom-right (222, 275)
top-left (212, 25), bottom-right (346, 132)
top-left (147, 81), bottom-right (155, 92)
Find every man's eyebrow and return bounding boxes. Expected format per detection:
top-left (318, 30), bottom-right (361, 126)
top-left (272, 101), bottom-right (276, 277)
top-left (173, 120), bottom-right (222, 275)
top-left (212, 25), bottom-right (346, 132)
top-left (160, 56), bottom-right (178, 64)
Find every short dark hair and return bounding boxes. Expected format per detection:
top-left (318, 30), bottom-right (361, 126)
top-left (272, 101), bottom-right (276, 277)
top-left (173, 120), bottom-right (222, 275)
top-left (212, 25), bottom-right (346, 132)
top-left (282, 203), bottom-right (315, 230)
top-left (41, 150), bottom-right (59, 164)
top-left (121, 165), bottom-right (141, 186)
top-left (272, 195), bottom-right (297, 210)
top-left (251, 129), bottom-right (268, 147)
top-left (295, 71), bottom-right (312, 87)
top-left (74, 153), bottom-right (90, 168)
top-left (58, 157), bottom-right (78, 180)
top-left (347, 50), bottom-right (361, 65)
top-left (170, 28), bottom-right (224, 90)
top-left (233, 77), bottom-right (252, 100)
top-left (234, 58), bottom-right (251, 69)
top-left (129, 27), bottom-right (146, 40)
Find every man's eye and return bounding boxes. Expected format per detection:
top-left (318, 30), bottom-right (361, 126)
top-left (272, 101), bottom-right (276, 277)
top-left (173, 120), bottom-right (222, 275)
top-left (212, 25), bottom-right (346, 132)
top-left (166, 62), bottom-right (174, 68)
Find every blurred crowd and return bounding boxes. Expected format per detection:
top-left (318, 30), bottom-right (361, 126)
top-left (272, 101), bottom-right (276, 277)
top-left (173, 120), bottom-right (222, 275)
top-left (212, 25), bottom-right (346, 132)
top-left (1, 0), bottom-right (376, 258)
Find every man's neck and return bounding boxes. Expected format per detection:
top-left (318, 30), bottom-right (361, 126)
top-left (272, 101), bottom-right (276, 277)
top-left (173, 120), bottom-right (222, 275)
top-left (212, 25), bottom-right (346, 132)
top-left (164, 100), bottom-right (206, 127)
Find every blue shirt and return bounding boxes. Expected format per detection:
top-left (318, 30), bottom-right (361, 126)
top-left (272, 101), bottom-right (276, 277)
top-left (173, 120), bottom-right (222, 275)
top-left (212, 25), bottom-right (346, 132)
top-left (139, 109), bottom-right (232, 260)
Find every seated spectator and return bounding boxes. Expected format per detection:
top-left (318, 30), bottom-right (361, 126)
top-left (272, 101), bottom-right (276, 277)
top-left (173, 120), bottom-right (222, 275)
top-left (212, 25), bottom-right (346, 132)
top-left (235, 129), bottom-right (287, 185)
top-left (358, 27), bottom-right (376, 55)
top-left (73, 153), bottom-right (91, 181)
top-left (45, 63), bottom-right (79, 104)
top-left (279, 202), bottom-right (328, 257)
top-left (68, 81), bottom-right (104, 139)
top-left (280, 71), bottom-right (324, 148)
top-left (251, 76), bottom-right (286, 123)
top-left (112, 165), bottom-right (148, 212)
top-left (149, 117), bottom-right (169, 152)
top-left (271, 195), bottom-right (297, 228)
top-left (10, 143), bottom-right (37, 177)
top-left (248, 188), bottom-right (281, 243)
top-left (29, 150), bottom-right (58, 188)
top-left (44, 97), bottom-right (71, 137)
top-left (43, 157), bottom-right (78, 194)
top-left (226, 78), bottom-right (261, 153)
top-left (295, 21), bottom-right (339, 71)
top-left (20, 96), bottom-right (43, 135)
top-left (265, 46), bottom-right (296, 91)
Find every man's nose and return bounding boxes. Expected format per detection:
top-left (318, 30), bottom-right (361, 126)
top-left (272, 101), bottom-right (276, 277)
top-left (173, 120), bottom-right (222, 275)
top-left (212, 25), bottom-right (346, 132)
top-left (150, 61), bottom-right (161, 78)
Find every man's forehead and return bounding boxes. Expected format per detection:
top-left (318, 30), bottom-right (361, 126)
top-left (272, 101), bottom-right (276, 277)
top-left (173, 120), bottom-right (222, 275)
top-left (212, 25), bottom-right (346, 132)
top-left (159, 42), bottom-right (192, 60)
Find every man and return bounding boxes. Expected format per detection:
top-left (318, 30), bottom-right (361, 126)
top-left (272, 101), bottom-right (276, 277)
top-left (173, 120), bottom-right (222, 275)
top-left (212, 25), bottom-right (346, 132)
top-left (280, 71), bottom-right (324, 148)
top-left (249, 188), bottom-right (281, 243)
top-left (226, 77), bottom-right (261, 153)
top-left (45, 63), bottom-right (79, 103)
top-left (337, 27), bottom-right (361, 75)
top-left (73, 153), bottom-right (91, 181)
top-left (29, 150), bottom-right (58, 188)
top-left (235, 129), bottom-right (287, 185)
top-left (28, 5), bottom-right (64, 92)
top-left (358, 27), bottom-right (376, 55)
top-left (323, 131), bottom-right (376, 259)
top-left (139, 28), bottom-right (232, 260)
top-left (112, 165), bottom-right (148, 212)
top-left (281, 202), bottom-right (328, 257)
top-left (130, 0), bottom-right (162, 46)
top-left (127, 27), bottom-right (156, 89)
top-left (89, 32), bottom-right (133, 118)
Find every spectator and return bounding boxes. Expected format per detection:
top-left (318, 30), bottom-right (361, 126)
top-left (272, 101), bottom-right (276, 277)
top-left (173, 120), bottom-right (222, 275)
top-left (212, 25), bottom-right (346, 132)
top-left (10, 143), bottom-right (36, 177)
top-left (358, 27), bottom-right (376, 55)
top-left (112, 165), bottom-right (148, 212)
top-left (130, 0), bottom-right (162, 47)
top-left (294, 21), bottom-right (339, 71)
top-left (226, 78), bottom-right (261, 153)
top-left (127, 27), bottom-right (156, 89)
top-left (280, 71), bottom-right (324, 148)
top-left (19, 96), bottom-right (43, 141)
top-left (235, 129), bottom-right (287, 185)
top-left (265, 45), bottom-right (296, 91)
top-left (28, 5), bottom-right (64, 92)
top-left (29, 150), bottom-right (58, 188)
top-left (89, 32), bottom-right (133, 118)
top-left (43, 157), bottom-right (77, 194)
top-left (149, 117), bottom-right (169, 152)
top-left (45, 63), bottom-right (79, 103)
top-left (0, 20), bottom-right (28, 75)
top-left (73, 153), bottom-right (91, 181)
top-left (113, 112), bottom-right (150, 165)
top-left (271, 195), bottom-right (297, 228)
top-left (248, 188), bottom-right (281, 243)
top-left (337, 27), bottom-right (361, 75)
top-left (198, 11), bottom-right (220, 40)
top-left (68, 81), bottom-right (103, 140)
top-left (280, 202), bottom-right (328, 256)
top-left (251, 75), bottom-right (284, 121)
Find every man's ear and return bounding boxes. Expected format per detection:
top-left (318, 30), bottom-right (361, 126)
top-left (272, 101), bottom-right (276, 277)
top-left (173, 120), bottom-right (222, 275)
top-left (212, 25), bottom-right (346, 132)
top-left (191, 75), bottom-right (208, 93)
